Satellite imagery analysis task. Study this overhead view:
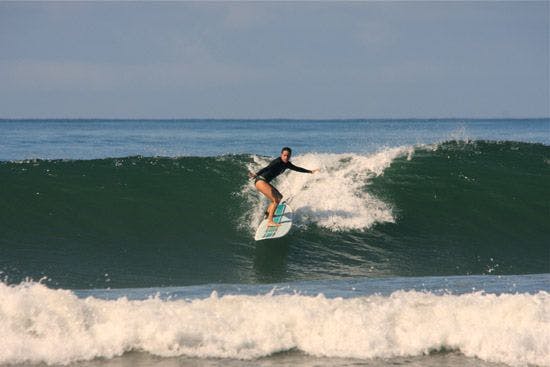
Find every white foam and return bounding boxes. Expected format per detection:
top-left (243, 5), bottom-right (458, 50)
top-left (244, 147), bottom-right (414, 232)
top-left (1, 281), bottom-right (548, 366)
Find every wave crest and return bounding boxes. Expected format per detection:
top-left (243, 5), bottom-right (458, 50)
top-left (245, 146), bottom-right (414, 231)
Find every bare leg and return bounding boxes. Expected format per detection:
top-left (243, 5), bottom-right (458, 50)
top-left (255, 180), bottom-right (283, 226)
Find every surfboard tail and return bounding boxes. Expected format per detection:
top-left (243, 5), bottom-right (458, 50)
top-left (254, 202), bottom-right (293, 241)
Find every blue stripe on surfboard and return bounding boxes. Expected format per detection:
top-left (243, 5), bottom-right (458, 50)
top-left (260, 202), bottom-right (288, 239)
top-left (263, 215), bottom-right (283, 238)
top-left (265, 231), bottom-right (275, 238)
top-left (264, 226), bottom-right (277, 238)
top-left (274, 203), bottom-right (285, 216)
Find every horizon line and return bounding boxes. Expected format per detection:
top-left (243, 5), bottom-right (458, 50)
top-left (1, 116), bottom-right (549, 121)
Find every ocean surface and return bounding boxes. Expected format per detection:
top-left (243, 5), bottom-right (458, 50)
top-left (0, 118), bottom-right (549, 367)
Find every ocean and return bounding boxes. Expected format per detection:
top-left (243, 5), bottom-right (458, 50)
top-left (0, 118), bottom-right (549, 367)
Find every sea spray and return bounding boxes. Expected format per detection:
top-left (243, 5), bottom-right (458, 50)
top-left (244, 146), bottom-right (415, 231)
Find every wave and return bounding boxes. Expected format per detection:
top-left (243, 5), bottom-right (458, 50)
top-left (1, 140), bottom-right (549, 288)
top-left (0, 280), bottom-right (548, 366)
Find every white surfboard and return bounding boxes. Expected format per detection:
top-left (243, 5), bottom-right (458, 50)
top-left (254, 202), bottom-right (293, 241)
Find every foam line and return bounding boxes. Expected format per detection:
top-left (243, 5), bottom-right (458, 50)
top-left (1, 282), bottom-right (548, 366)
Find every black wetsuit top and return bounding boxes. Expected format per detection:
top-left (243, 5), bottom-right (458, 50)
top-left (255, 157), bottom-right (312, 183)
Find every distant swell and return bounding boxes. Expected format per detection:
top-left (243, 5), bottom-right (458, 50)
top-left (1, 140), bottom-right (549, 288)
top-left (0, 281), bottom-right (548, 366)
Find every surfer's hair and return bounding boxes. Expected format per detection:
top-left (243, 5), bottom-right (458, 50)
top-left (281, 147), bottom-right (292, 155)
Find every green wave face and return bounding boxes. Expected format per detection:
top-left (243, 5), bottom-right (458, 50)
top-left (1, 156), bottom-right (252, 288)
top-left (1, 141), bottom-right (548, 289)
top-left (367, 140), bottom-right (550, 276)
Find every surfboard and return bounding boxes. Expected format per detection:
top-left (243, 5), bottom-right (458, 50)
top-left (254, 202), bottom-right (293, 241)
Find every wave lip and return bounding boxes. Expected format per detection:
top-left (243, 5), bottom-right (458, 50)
top-left (1, 281), bottom-right (548, 366)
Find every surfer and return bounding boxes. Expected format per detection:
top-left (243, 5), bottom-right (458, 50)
top-left (249, 147), bottom-right (318, 226)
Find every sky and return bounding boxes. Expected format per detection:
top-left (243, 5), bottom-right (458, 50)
top-left (0, 1), bottom-right (548, 119)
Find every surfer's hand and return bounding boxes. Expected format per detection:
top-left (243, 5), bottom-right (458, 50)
top-left (311, 169), bottom-right (320, 174)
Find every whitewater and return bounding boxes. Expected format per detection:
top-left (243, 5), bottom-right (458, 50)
top-left (244, 146), bottom-right (415, 232)
top-left (1, 277), bottom-right (549, 367)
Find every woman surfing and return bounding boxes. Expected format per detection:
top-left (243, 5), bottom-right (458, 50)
top-left (249, 147), bottom-right (318, 226)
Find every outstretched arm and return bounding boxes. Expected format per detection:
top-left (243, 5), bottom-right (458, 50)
top-left (288, 162), bottom-right (318, 174)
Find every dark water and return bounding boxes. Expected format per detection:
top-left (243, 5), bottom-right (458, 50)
top-left (2, 140), bottom-right (548, 289)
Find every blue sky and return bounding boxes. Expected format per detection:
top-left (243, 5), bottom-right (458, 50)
top-left (0, 1), bottom-right (548, 119)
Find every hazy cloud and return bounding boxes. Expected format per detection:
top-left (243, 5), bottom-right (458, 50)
top-left (0, 2), bottom-right (547, 118)
top-left (222, 4), bottom-right (273, 30)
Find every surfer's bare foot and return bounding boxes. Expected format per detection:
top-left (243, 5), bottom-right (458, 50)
top-left (267, 221), bottom-right (281, 227)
